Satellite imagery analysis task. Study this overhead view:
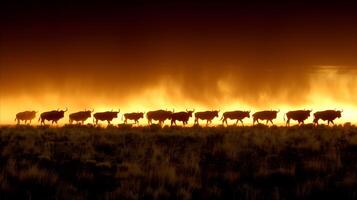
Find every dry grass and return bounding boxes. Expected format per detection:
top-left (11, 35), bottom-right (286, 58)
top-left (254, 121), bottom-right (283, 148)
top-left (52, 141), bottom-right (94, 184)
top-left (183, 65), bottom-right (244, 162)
top-left (0, 125), bottom-right (357, 199)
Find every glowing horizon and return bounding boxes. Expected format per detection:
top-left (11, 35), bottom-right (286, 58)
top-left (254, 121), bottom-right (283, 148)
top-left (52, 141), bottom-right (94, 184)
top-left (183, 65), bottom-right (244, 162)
top-left (1, 66), bottom-right (356, 126)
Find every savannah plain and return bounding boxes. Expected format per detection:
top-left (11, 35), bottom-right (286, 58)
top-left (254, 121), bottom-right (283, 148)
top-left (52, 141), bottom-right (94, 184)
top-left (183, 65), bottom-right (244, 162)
top-left (0, 124), bottom-right (357, 200)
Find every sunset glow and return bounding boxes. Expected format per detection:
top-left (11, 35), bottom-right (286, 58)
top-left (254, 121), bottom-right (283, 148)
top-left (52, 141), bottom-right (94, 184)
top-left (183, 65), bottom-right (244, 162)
top-left (1, 66), bottom-right (356, 125)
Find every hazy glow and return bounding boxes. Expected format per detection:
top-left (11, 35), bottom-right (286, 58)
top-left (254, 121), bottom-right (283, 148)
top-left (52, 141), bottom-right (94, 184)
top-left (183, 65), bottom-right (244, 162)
top-left (1, 66), bottom-right (356, 126)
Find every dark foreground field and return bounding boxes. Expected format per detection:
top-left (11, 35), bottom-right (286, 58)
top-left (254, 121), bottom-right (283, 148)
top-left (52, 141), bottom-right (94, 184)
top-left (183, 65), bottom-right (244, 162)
top-left (1, 125), bottom-right (357, 200)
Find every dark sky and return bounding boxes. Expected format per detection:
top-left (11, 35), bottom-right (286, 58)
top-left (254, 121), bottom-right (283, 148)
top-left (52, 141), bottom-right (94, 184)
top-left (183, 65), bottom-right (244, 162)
top-left (2, 1), bottom-right (357, 109)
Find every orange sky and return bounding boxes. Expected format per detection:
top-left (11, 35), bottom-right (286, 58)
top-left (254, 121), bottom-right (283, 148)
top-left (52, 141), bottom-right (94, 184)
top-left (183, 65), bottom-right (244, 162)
top-left (1, 2), bottom-right (357, 125)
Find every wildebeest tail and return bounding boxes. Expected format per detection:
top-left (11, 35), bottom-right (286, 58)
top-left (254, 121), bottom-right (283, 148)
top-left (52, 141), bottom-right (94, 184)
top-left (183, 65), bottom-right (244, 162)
top-left (283, 113), bottom-right (286, 121)
top-left (38, 117), bottom-right (41, 122)
top-left (14, 117), bottom-right (17, 122)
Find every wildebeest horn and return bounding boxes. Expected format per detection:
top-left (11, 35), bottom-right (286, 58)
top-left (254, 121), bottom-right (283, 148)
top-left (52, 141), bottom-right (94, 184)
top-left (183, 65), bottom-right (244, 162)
top-left (340, 109), bottom-right (344, 113)
top-left (118, 109), bottom-right (120, 113)
top-left (91, 109), bottom-right (94, 112)
top-left (64, 107), bottom-right (68, 112)
top-left (277, 109), bottom-right (280, 112)
top-left (186, 109), bottom-right (188, 112)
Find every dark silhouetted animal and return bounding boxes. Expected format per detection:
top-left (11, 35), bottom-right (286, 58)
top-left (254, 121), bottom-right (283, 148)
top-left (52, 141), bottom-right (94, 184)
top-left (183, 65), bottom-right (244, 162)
top-left (15, 111), bottom-right (37, 124)
top-left (69, 109), bottom-right (93, 124)
top-left (146, 110), bottom-right (173, 125)
top-left (285, 110), bottom-right (312, 126)
top-left (313, 110), bottom-right (342, 125)
top-left (93, 110), bottom-right (120, 125)
top-left (221, 110), bottom-right (250, 126)
top-left (171, 109), bottom-right (195, 126)
top-left (122, 112), bottom-right (144, 124)
top-left (253, 110), bottom-right (279, 125)
top-left (39, 108), bottom-right (68, 125)
top-left (194, 110), bottom-right (219, 126)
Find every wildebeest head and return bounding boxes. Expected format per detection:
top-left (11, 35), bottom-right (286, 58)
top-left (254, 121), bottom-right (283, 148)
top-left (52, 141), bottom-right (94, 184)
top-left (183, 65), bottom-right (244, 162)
top-left (83, 109), bottom-right (93, 117)
top-left (336, 109), bottom-right (343, 118)
top-left (245, 111), bottom-right (251, 118)
top-left (58, 108), bottom-right (68, 117)
top-left (306, 109), bottom-right (312, 116)
top-left (213, 110), bottom-right (220, 117)
top-left (186, 109), bottom-right (195, 117)
top-left (139, 112), bottom-right (144, 118)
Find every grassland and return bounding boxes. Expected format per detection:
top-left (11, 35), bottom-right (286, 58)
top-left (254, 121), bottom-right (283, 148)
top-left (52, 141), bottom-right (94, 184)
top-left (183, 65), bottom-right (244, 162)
top-left (0, 124), bottom-right (357, 200)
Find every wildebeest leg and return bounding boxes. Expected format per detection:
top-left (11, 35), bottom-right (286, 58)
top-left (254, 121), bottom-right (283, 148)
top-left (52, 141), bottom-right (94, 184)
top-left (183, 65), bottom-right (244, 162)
top-left (330, 120), bottom-right (334, 125)
top-left (240, 119), bottom-right (244, 126)
top-left (194, 118), bottom-right (198, 125)
top-left (29, 120), bottom-right (32, 124)
top-left (270, 120), bottom-right (274, 125)
top-left (107, 120), bottom-right (111, 125)
top-left (286, 118), bottom-right (290, 126)
top-left (266, 120), bottom-right (269, 125)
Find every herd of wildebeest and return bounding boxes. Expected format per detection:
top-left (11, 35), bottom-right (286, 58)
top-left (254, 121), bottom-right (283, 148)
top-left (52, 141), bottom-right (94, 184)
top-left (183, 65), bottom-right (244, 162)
top-left (13, 108), bottom-right (344, 126)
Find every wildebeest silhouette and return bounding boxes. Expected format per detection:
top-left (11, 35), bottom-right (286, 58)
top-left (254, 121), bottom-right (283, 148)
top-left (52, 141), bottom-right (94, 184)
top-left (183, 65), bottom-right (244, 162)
top-left (69, 109), bottom-right (93, 124)
top-left (221, 110), bottom-right (250, 126)
top-left (313, 110), bottom-right (342, 125)
top-left (253, 110), bottom-right (279, 125)
top-left (93, 110), bottom-right (120, 125)
top-left (15, 111), bottom-right (37, 124)
top-left (285, 110), bottom-right (312, 126)
top-left (194, 110), bottom-right (219, 126)
top-left (122, 112), bottom-right (144, 124)
top-left (146, 109), bottom-right (173, 126)
top-left (39, 108), bottom-right (68, 125)
top-left (171, 109), bottom-right (195, 126)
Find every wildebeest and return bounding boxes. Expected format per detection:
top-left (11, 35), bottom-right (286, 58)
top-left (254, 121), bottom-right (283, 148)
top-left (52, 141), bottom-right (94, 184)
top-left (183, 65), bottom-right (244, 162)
top-left (194, 110), bottom-right (219, 126)
top-left (93, 110), bottom-right (120, 125)
top-left (221, 110), bottom-right (250, 126)
top-left (313, 110), bottom-right (342, 125)
top-left (252, 110), bottom-right (279, 125)
top-left (146, 109), bottom-right (173, 125)
top-left (122, 112), bottom-right (144, 124)
top-left (171, 109), bottom-right (195, 126)
top-left (15, 111), bottom-right (37, 124)
top-left (285, 110), bottom-right (312, 126)
top-left (69, 109), bottom-right (93, 124)
top-left (38, 108), bottom-right (68, 125)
